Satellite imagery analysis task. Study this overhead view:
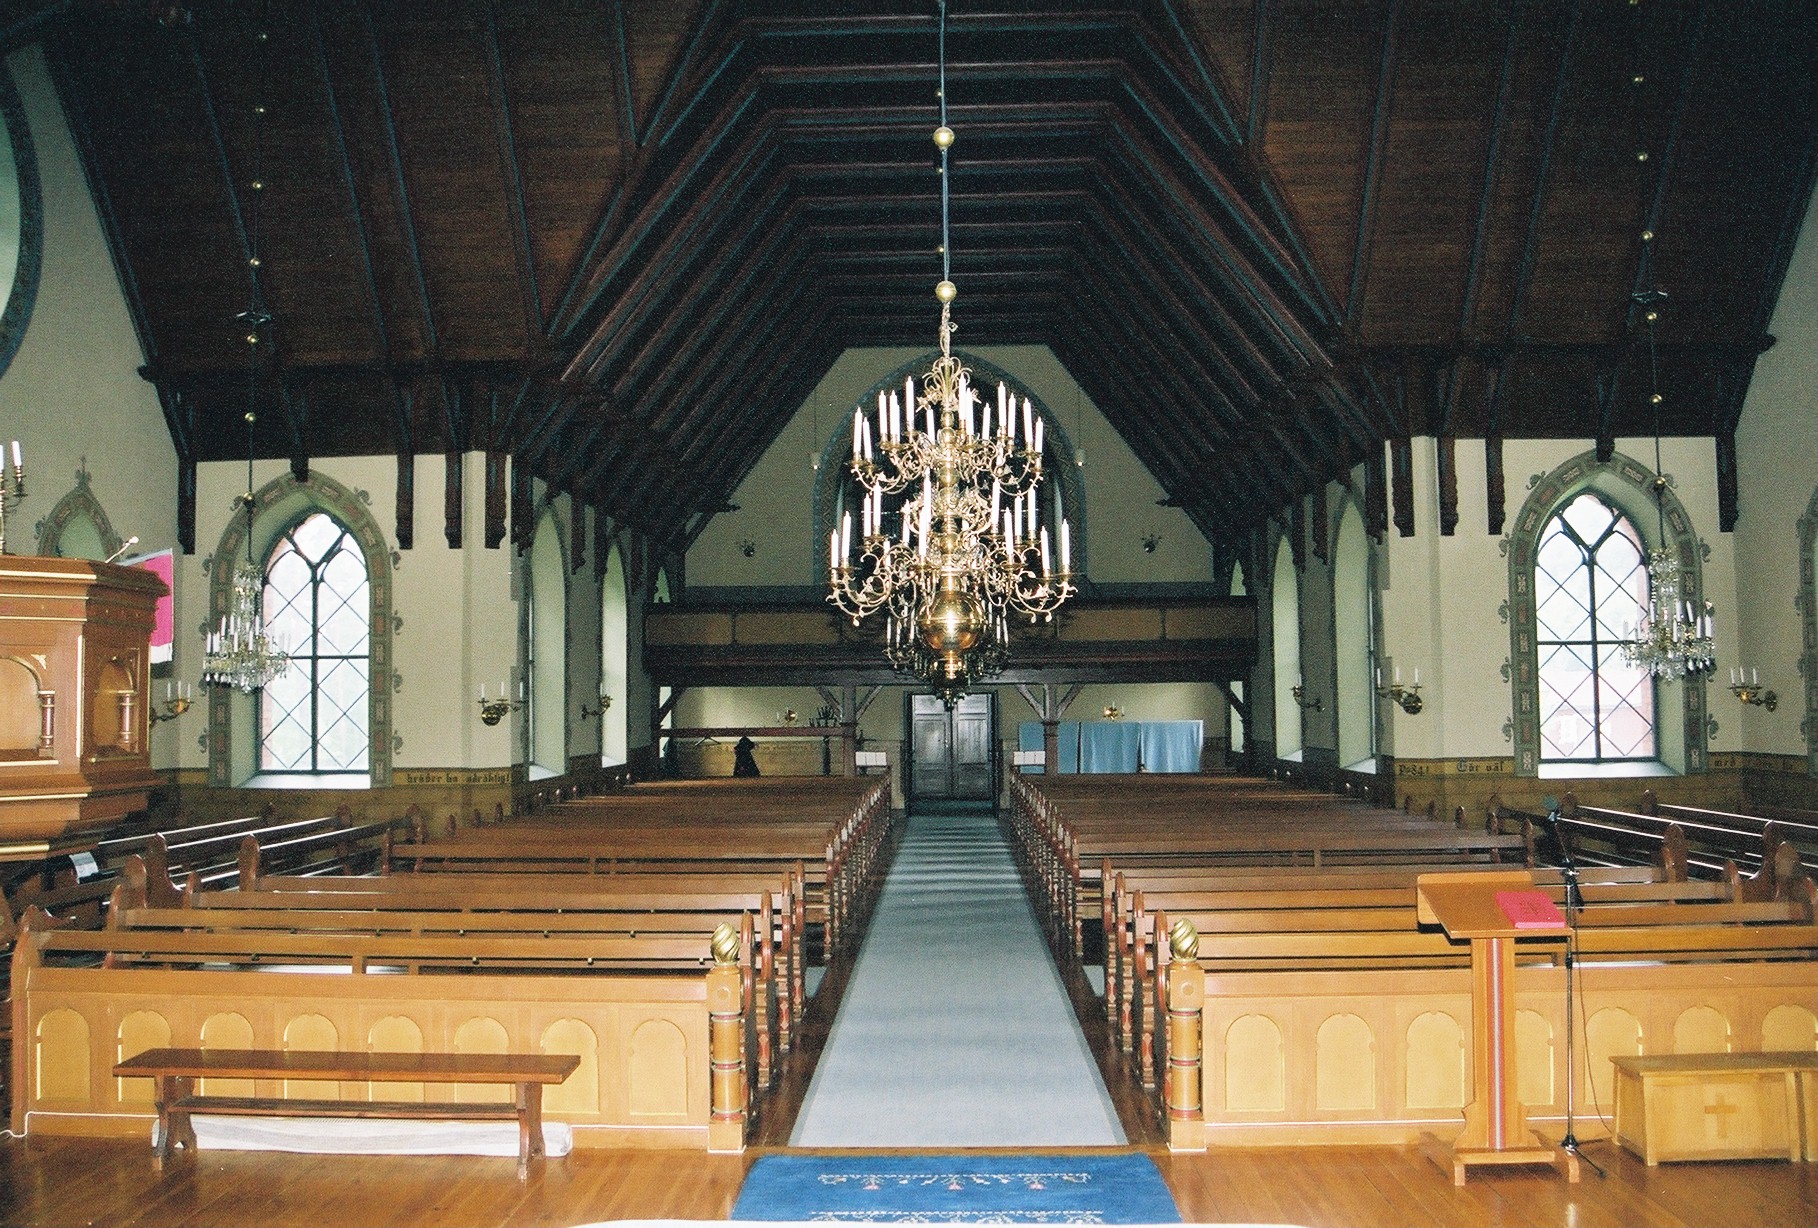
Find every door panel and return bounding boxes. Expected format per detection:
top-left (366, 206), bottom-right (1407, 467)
top-left (907, 692), bottom-right (996, 802)
top-left (910, 696), bottom-right (953, 798)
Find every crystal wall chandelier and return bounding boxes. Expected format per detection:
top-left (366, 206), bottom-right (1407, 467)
top-left (202, 5), bottom-right (291, 695)
top-left (827, 0), bottom-right (1074, 706)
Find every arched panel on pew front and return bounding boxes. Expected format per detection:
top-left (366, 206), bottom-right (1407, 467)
top-left (368, 1015), bottom-right (426, 1102)
top-left (453, 1017), bottom-right (512, 1103)
top-left (1514, 1008), bottom-right (1555, 1108)
top-left (199, 1013), bottom-right (254, 1097)
top-left (1222, 1013), bottom-right (1285, 1112)
top-left (282, 1013), bottom-right (349, 1099)
top-left (115, 1010), bottom-right (171, 1105)
top-left (1672, 1004), bottom-right (1732, 1055)
top-left (1586, 1007), bottom-right (1643, 1111)
top-left (1760, 1004), bottom-right (1817, 1050)
top-left (541, 1018), bottom-right (601, 1116)
top-left (34, 1007), bottom-right (90, 1108)
top-left (627, 1018), bottom-right (689, 1122)
top-left (1405, 1011), bottom-right (1465, 1111)
top-left (1314, 1013), bottom-right (1374, 1112)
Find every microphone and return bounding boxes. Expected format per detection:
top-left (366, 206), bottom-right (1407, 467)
top-left (103, 535), bottom-right (140, 565)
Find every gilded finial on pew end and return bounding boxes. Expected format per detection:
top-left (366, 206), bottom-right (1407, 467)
top-left (710, 921), bottom-right (741, 966)
top-left (1168, 915), bottom-right (1199, 962)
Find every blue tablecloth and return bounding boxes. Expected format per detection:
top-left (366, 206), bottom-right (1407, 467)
top-left (1016, 720), bottom-right (1203, 773)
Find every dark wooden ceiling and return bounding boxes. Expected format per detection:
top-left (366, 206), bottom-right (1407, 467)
top-left (12, 0), bottom-right (1817, 557)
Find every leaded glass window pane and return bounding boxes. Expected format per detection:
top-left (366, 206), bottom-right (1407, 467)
top-left (1535, 493), bottom-right (1654, 763)
top-left (260, 512), bottom-right (369, 773)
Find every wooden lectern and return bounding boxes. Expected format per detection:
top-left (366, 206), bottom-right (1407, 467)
top-left (1416, 869), bottom-right (1581, 1186)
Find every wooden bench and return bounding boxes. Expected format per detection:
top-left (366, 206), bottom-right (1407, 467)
top-left (1609, 1051), bottom-right (1817, 1166)
top-left (112, 1046), bottom-right (579, 1178)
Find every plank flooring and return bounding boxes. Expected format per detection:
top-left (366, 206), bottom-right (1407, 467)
top-left (5, 1128), bottom-right (1814, 1227)
top-left (4, 811), bottom-right (1814, 1227)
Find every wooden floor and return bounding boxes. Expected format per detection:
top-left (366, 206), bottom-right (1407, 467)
top-left (4, 1127), bottom-right (1814, 1227)
top-left (5, 857), bottom-right (1814, 1226)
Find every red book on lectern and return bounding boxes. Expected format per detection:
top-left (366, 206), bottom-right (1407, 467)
top-left (1495, 889), bottom-right (1566, 929)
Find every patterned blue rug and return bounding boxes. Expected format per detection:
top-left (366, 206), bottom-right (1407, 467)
top-left (731, 1153), bottom-right (1182, 1223)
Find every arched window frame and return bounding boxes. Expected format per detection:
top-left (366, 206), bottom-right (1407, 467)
top-left (1330, 494), bottom-right (1378, 770)
top-left (207, 471), bottom-right (393, 787)
top-left (259, 509), bottom-right (371, 774)
top-left (1797, 485), bottom-right (1818, 774)
top-left (526, 508), bottom-right (568, 779)
top-left (1270, 528), bottom-right (1303, 760)
top-left (1506, 450), bottom-right (1708, 777)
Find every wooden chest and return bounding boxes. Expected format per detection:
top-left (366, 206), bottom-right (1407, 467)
top-left (1610, 1052), bottom-right (1816, 1166)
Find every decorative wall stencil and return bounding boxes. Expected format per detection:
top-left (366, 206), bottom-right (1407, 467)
top-left (1803, 491), bottom-right (1818, 775)
top-left (34, 463), bottom-right (122, 560)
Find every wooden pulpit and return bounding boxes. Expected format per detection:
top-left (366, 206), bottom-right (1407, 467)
top-left (0, 554), bottom-right (166, 859)
top-left (1416, 869), bottom-right (1581, 1186)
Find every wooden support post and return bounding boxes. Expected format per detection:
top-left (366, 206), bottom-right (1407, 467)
top-left (1163, 916), bottom-right (1206, 1152)
top-left (706, 925), bottom-right (747, 1154)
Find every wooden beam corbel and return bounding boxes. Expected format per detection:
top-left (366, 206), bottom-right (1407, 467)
top-left (484, 450), bottom-right (508, 550)
top-left (1437, 435), bottom-right (1458, 537)
top-left (1364, 444), bottom-right (1387, 542)
top-left (1310, 483), bottom-right (1329, 564)
top-left (1390, 435), bottom-right (1414, 538)
top-left (1485, 432), bottom-right (1505, 537)
top-left (1715, 430), bottom-right (1738, 532)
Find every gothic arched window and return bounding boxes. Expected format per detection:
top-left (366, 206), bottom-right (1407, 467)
top-left (1534, 492), bottom-right (1653, 763)
top-left (260, 511), bottom-right (370, 773)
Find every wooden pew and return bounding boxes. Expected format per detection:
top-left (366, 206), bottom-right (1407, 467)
top-left (10, 905), bottom-right (758, 1152)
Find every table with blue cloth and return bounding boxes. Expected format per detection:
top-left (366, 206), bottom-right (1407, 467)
top-left (1017, 719), bottom-right (1203, 773)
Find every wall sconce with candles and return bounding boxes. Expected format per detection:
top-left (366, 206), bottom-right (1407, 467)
top-left (1290, 684), bottom-right (1323, 712)
top-left (477, 680), bottom-right (524, 726)
top-left (1728, 667), bottom-right (1776, 712)
top-left (0, 438), bottom-right (24, 555)
top-left (579, 689), bottom-right (612, 721)
top-left (1375, 666), bottom-right (1424, 715)
top-left (149, 680), bottom-right (193, 724)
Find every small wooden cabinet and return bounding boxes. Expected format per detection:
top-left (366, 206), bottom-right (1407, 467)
top-left (0, 554), bottom-right (166, 857)
top-left (1610, 1052), bottom-right (1815, 1166)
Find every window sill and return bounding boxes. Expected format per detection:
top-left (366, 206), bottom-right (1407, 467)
top-left (240, 774), bottom-right (372, 790)
top-left (1538, 760), bottom-right (1675, 779)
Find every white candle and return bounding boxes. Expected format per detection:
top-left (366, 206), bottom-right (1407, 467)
top-left (851, 409), bottom-right (861, 460)
top-left (841, 511), bottom-right (851, 562)
top-left (1023, 398), bottom-right (1034, 446)
top-left (1040, 527), bottom-right (1051, 575)
top-left (1394, 666), bottom-right (1400, 684)
top-left (1753, 667), bottom-right (1759, 685)
top-left (9, 440), bottom-right (18, 470)
top-left (1413, 668), bottom-right (1420, 686)
top-left (480, 684), bottom-right (487, 700)
top-left (997, 383), bottom-right (1008, 437)
top-left (1059, 520), bottom-right (1070, 572)
top-left (829, 530), bottom-right (839, 571)
top-left (1034, 416), bottom-right (1044, 456)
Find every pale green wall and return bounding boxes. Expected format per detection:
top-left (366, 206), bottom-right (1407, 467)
top-left (691, 344), bottom-right (1214, 587)
top-left (1733, 186), bottom-right (1817, 758)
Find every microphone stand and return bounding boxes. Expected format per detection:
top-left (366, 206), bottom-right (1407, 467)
top-left (1547, 802), bottom-right (1606, 1179)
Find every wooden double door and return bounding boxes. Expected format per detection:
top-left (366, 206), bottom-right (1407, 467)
top-left (906, 691), bottom-right (997, 804)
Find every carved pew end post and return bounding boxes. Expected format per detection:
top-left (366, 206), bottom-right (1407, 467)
top-left (706, 920), bottom-right (749, 1154)
top-left (1163, 914), bottom-right (1206, 1153)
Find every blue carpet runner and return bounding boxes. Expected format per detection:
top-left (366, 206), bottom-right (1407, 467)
top-left (790, 805), bottom-right (1124, 1147)
top-left (731, 1153), bottom-right (1181, 1223)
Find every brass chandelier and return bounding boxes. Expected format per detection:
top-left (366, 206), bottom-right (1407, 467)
top-left (827, 0), bottom-right (1074, 706)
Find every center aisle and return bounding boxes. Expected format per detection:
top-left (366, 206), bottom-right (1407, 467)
top-left (789, 803), bottom-right (1126, 1147)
